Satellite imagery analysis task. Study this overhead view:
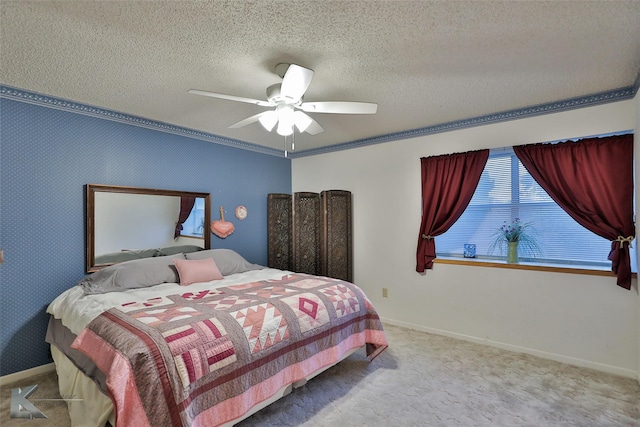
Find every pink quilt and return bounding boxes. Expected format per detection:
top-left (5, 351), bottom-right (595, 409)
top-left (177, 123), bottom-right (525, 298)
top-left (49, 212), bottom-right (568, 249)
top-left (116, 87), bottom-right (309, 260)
top-left (72, 273), bottom-right (388, 426)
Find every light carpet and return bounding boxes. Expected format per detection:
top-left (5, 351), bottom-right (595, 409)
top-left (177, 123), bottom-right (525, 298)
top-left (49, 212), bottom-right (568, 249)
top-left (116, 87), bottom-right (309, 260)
top-left (2, 323), bottom-right (639, 426)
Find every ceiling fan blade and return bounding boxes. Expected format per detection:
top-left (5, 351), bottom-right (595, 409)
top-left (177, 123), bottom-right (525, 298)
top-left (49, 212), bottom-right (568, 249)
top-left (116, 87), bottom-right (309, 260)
top-left (280, 64), bottom-right (314, 102)
top-left (188, 89), bottom-right (272, 107)
top-left (229, 111), bottom-right (275, 129)
top-left (300, 101), bottom-right (378, 114)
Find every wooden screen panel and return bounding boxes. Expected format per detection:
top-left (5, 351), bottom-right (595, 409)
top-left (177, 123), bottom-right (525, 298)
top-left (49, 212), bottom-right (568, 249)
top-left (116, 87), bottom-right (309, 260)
top-left (267, 193), bottom-right (292, 270)
top-left (321, 190), bottom-right (353, 282)
top-left (293, 192), bottom-right (321, 275)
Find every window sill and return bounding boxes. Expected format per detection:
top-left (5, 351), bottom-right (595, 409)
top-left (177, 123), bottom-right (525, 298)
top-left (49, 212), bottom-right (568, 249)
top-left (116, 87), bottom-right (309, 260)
top-left (180, 234), bottom-right (205, 240)
top-left (434, 256), bottom-right (637, 278)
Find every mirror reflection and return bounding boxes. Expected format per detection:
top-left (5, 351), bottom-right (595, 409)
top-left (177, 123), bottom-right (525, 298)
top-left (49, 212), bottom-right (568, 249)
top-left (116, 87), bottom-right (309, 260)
top-left (86, 184), bottom-right (211, 272)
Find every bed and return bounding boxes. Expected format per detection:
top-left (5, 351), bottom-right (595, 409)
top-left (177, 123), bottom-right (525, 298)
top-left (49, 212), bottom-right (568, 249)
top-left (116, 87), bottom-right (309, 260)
top-left (46, 249), bottom-right (388, 427)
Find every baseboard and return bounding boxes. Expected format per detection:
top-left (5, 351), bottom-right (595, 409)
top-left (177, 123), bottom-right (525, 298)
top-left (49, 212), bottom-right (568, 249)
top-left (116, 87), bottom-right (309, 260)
top-left (0, 363), bottom-right (56, 387)
top-left (381, 317), bottom-right (638, 380)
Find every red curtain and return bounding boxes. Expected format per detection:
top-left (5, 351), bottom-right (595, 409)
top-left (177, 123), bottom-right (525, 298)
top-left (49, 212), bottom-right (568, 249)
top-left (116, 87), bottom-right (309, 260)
top-left (416, 149), bottom-right (489, 272)
top-left (514, 134), bottom-right (634, 290)
top-left (174, 197), bottom-right (196, 239)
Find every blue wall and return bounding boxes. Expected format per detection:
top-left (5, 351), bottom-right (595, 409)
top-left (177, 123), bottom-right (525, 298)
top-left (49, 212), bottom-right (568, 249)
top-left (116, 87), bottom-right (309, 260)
top-left (0, 96), bottom-right (291, 375)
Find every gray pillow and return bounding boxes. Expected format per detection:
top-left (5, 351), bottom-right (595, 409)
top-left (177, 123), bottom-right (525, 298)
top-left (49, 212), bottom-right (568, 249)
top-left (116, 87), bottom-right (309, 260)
top-left (185, 249), bottom-right (264, 276)
top-left (95, 248), bottom-right (160, 264)
top-left (79, 254), bottom-right (184, 295)
top-left (157, 245), bottom-right (204, 256)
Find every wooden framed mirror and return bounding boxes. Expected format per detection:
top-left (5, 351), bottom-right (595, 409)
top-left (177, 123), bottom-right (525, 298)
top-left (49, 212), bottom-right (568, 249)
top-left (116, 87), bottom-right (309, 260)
top-left (86, 184), bottom-right (211, 272)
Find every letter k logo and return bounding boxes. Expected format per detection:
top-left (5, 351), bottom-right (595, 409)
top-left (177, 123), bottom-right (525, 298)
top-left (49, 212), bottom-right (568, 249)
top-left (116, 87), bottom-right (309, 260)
top-left (10, 385), bottom-right (47, 419)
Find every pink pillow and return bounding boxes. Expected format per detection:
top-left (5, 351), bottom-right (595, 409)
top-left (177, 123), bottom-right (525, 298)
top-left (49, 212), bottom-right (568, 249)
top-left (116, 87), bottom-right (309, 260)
top-left (173, 258), bottom-right (223, 286)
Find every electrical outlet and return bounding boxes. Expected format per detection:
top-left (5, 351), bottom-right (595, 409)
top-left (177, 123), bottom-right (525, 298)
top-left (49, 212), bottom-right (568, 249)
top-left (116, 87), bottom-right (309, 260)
top-left (382, 287), bottom-right (388, 298)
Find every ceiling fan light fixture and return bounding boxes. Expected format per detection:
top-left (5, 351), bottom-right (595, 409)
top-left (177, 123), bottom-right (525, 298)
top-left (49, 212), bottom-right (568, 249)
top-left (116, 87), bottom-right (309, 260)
top-left (293, 111), bottom-right (312, 133)
top-left (276, 104), bottom-right (295, 136)
top-left (258, 110), bottom-right (278, 131)
top-left (276, 122), bottom-right (294, 136)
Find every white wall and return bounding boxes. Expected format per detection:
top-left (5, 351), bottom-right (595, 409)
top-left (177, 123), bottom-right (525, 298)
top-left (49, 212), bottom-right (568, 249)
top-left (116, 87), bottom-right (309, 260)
top-left (95, 193), bottom-right (182, 255)
top-left (293, 100), bottom-right (639, 378)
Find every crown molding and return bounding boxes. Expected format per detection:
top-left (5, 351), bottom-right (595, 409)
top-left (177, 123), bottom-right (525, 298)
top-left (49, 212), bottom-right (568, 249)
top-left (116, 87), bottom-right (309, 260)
top-left (1, 84), bottom-right (636, 160)
top-left (0, 85), bottom-right (283, 157)
top-left (291, 86), bottom-right (636, 158)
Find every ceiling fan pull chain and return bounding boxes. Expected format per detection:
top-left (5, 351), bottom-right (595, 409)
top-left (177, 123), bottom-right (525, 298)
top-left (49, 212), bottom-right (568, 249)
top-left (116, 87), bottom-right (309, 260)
top-left (283, 134), bottom-right (288, 158)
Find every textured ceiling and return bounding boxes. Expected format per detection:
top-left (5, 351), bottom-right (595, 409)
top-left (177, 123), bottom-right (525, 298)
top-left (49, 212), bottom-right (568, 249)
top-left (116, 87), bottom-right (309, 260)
top-left (1, 1), bottom-right (640, 154)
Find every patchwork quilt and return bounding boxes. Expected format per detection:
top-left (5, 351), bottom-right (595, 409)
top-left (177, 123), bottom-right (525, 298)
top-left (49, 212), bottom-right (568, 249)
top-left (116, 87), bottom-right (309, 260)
top-left (72, 273), bottom-right (388, 427)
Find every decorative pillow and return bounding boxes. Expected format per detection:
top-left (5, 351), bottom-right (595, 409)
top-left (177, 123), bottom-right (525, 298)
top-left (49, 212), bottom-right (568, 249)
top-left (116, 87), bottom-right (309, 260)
top-left (157, 245), bottom-right (204, 256)
top-left (185, 249), bottom-right (264, 276)
top-left (78, 254), bottom-right (184, 295)
top-left (173, 258), bottom-right (223, 286)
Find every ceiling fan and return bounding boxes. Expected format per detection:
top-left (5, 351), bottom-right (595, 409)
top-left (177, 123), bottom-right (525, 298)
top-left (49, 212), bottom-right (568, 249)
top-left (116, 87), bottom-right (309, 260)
top-left (188, 63), bottom-right (378, 137)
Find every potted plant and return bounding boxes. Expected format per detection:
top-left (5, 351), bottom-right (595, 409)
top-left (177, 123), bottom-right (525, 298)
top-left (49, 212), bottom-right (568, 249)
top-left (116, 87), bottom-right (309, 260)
top-left (488, 218), bottom-right (541, 263)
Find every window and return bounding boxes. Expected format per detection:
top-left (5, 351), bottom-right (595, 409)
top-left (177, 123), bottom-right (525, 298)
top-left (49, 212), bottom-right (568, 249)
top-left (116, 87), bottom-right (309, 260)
top-left (180, 198), bottom-right (205, 238)
top-left (436, 148), bottom-right (637, 271)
